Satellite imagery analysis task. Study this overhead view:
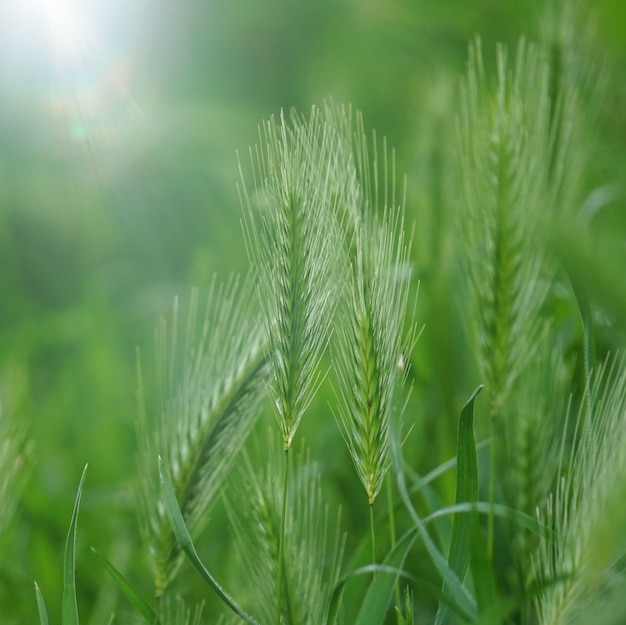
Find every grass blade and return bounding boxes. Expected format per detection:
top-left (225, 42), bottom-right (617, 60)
top-left (34, 582), bottom-right (49, 625)
top-left (62, 464), bottom-right (88, 625)
top-left (353, 529), bottom-right (417, 625)
top-left (158, 457), bottom-right (261, 625)
top-left (390, 394), bottom-right (478, 621)
top-left (435, 385), bottom-right (482, 625)
top-left (423, 501), bottom-right (551, 540)
top-left (91, 548), bottom-right (159, 624)
top-left (449, 385), bottom-right (482, 573)
top-left (327, 528), bottom-right (414, 625)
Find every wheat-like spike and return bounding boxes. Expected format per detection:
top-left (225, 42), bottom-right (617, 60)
top-left (226, 437), bottom-right (344, 625)
top-left (533, 355), bottom-right (626, 625)
top-left (329, 112), bottom-right (414, 505)
top-left (239, 107), bottom-right (342, 451)
top-left (0, 368), bottom-right (32, 548)
top-left (136, 275), bottom-right (268, 596)
top-left (498, 329), bottom-right (573, 570)
top-left (459, 38), bottom-right (556, 414)
top-left (334, 210), bottom-right (412, 505)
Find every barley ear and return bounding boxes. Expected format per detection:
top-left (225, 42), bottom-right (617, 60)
top-left (0, 368), bottom-right (33, 548)
top-left (330, 114), bottom-right (416, 506)
top-left (458, 38), bottom-right (558, 416)
top-left (239, 107), bottom-right (342, 451)
top-left (534, 355), bottom-right (626, 625)
top-left (498, 330), bottom-right (572, 573)
top-left (136, 276), bottom-right (268, 596)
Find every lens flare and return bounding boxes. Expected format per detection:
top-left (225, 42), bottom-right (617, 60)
top-left (44, 0), bottom-right (87, 64)
top-left (0, 0), bottom-right (155, 185)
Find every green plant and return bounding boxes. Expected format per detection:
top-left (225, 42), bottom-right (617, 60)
top-left (2, 3), bottom-right (625, 624)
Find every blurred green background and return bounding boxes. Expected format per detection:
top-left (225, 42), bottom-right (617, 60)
top-left (0, 0), bottom-right (624, 621)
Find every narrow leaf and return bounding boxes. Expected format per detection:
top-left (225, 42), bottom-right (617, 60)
top-left (34, 582), bottom-right (49, 625)
top-left (91, 548), bottom-right (159, 624)
top-left (390, 400), bottom-right (478, 621)
top-left (158, 457), bottom-right (261, 625)
top-left (63, 464), bottom-right (88, 625)
top-left (469, 522), bottom-right (498, 614)
top-left (435, 385), bottom-right (482, 625)
top-left (354, 530), bottom-right (417, 625)
top-left (423, 501), bottom-right (552, 540)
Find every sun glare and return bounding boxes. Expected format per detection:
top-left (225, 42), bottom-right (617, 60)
top-left (44, 0), bottom-right (86, 63)
top-left (0, 0), bottom-right (154, 182)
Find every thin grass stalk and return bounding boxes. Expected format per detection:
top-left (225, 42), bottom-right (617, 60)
top-left (276, 449), bottom-right (290, 625)
top-left (227, 438), bottom-right (343, 625)
top-left (386, 472), bottom-right (403, 622)
top-left (369, 503), bottom-right (376, 575)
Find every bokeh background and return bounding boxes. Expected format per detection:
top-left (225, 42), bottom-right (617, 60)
top-left (1, 0), bottom-right (625, 621)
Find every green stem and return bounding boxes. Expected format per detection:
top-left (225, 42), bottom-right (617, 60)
top-left (276, 449), bottom-right (290, 625)
top-left (487, 400), bottom-right (497, 562)
top-left (369, 502), bottom-right (376, 574)
top-left (387, 473), bottom-right (402, 623)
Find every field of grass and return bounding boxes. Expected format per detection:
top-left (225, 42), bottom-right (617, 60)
top-left (1, 0), bottom-right (625, 623)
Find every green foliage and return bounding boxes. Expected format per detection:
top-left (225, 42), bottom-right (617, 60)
top-left (1, 2), bottom-right (626, 625)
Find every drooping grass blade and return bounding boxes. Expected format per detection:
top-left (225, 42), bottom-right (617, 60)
top-left (391, 391), bottom-right (478, 622)
top-left (91, 547), bottom-right (159, 624)
top-left (353, 529), bottom-right (417, 625)
top-left (158, 456), bottom-right (261, 625)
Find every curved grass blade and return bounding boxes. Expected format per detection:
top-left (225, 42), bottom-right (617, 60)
top-left (435, 385), bottom-right (482, 625)
top-left (328, 529), bottom-right (473, 625)
top-left (326, 528), bottom-right (415, 625)
top-left (353, 529), bottom-right (417, 625)
top-left (423, 501), bottom-right (550, 540)
top-left (158, 457), bottom-right (261, 625)
top-left (34, 582), bottom-right (49, 625)
top-left (63, 464), bottom-right (88, 625)
top-left (391, 400), bottom-right (477, 621)
top-left (91, 548), bottom-right (159, 624)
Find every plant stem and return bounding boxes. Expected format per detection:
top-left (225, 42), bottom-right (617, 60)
top-left (487, 400), bottom-right (497, 562)
top-left (276, 448), bottom-right (290, 625)
top-left (387, 473), bottom-right (402, 623)
top-left (369, 502), bottom-right (376, 575)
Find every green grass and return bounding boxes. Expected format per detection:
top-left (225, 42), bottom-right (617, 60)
top-left (1, 1), bottom-right (626, 624)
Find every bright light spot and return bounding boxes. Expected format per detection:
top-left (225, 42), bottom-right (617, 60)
top-left (1, 0), bottom-right (155, 182)
top-left (41, 0), bottom-right (88, 63)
